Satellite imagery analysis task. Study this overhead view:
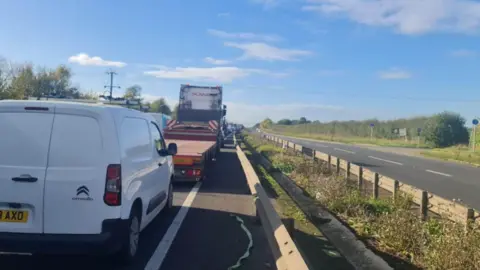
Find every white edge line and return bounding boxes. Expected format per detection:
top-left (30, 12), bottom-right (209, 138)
top-left (426, 169), bottom-right (452, 177)
top-left (144, 182), bottom-right (202, 270)
top-left (368, 156), bottom-right (403, 166)
top-left (334, 148), bottom-right (355, 154)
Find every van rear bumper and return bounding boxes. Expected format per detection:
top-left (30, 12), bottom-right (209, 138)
top-left (0, 218), bottom-right (129, 255)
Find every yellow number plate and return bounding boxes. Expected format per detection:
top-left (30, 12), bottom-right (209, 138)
top-left (0, 210), bottom-right (29, 223)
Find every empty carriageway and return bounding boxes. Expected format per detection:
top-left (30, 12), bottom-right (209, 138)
top-left (0, 139), bottom-right (276, 270)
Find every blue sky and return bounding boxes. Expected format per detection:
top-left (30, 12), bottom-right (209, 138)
top-left (1, 0), bottom-right (480, 126)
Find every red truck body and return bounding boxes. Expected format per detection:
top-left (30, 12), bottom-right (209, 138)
top-left (164, 84), bottom-right (225, 182)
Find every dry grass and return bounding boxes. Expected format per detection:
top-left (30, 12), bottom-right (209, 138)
top-left (244, 133), bottom-right (480, 270)
top-left (265, 130), bottom-right (429, 148)
top-left (421, 145), bottom-right (480, 166)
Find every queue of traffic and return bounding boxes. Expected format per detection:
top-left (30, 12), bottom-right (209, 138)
top-left (0, 83), bottom-right (228, 264)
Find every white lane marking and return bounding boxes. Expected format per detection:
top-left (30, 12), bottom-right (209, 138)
top-left (368, 156), bottom-right (403, 166)
top-left (334, 148), bottom-right (355, 154)
top-left (426, 170), bottom-right (452, 177)
top-left (145, 182), bottom-right (202, 270)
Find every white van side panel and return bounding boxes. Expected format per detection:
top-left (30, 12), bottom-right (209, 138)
top-left (117, 116), bottom-right (158, 222)
top-left (43, 108), bottom-right (120, 234)
top-left (0, 108), bottom-right (54, 233)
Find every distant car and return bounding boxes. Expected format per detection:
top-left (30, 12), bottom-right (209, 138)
top-left (0, 100), bottom-right (177, 262)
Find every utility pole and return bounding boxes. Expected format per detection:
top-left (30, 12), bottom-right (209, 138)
top-left (104, 70), bottom-right (120, 103)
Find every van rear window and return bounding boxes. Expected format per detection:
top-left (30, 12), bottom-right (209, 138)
top-left (48, 114), bottom-right (102, 167)
top-left (0, 113), bottom-right (54, 167)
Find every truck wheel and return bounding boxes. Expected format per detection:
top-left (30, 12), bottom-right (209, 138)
top-left (115, 208), bottom-right (141, 264)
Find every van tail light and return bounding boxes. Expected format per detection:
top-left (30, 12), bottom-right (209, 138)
top-left (104, 164), bottom-right (121, 206)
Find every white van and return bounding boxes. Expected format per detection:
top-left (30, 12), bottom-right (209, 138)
top-left (0, 100), bottom-right (177, 262)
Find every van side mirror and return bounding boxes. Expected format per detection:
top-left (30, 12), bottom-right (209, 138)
top-left (167, 143), bottom-right (178, 156)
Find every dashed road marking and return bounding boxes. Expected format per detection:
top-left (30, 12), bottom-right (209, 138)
top-left (426, 169), bottom-right (452, 177)
top-left (334, 148), bottom-right (355, 154)
top-left (368, 156), bottom-right (403, 166)
top-left (145, 182), bottom-right (202, 270)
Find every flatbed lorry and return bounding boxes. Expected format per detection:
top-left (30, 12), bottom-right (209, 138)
top-left (163, 84), bottom-right (226, 181)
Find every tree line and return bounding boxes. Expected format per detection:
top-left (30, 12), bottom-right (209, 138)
top-left (0, 57), bottom-right (177, 118)
top-left (256, 112), bottom-right (475, 148)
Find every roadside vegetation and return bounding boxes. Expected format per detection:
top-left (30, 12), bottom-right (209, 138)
top-left (241, 140), bottom-right (354, 269)
top-left (421, 145), bottom-right (480, 166)
top-left (0, 56), bottom-right (177, 117)
top-left (244, 133), bottom-right (480, 270)
top-left (256, 111), bottom-right (480, 165)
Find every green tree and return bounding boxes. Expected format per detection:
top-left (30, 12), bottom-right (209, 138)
top-left (0, 57), bottom-right (14, 99)
top-left (124, 85), bottom-right (142, 99)
top-left (10, 65), bottom-right (36, 99)
top-left (268, 115), bottom-right (431, 140)
top-left (277, 119), bottom-right (292, 125)
top-left (79, 90), bottom-right (99, 100)
top-left (149, 98), bottom-right (172, 115)
top-left (49, 65), bottom-right (72, 97)
top-left (422, 111), bottom-right (469, 147)
top-left (0, 56), bottom-right (87, 100)
top-left (298, 117), bottom-right (308, 124)
top-left (171, 104), bottom-right (179, 120)
top-left (260, 118), bottom-right (273, 129)
top-left (32, 68), bottom-right (52, 98)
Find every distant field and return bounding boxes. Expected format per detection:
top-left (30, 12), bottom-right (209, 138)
top-left (266, 129), bottom-right (480, 166)
top-left (266, 130), bottom-right (430, 148)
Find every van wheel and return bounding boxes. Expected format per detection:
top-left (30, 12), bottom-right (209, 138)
top-left (115, 209), bottom-right (141, 263)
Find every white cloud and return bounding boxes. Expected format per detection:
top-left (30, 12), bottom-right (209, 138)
top-left (303, 0), bottom-right (480, 35)
top-left (217, 12), bottom-right (231, 17)
top-left (144, 66), bottom-right (288, 83)
top-left (204, 57), bottom-right (231, 65)
top-left (378, 68), bottom-right (412, 79)
top-left (225, 42), bottom-right (313, 61)
top-left (207, 29), bottom-right (282, 42)
top-left (68, 53), bottom-right (126, 67)
top-left (451, 49), bottom-right (477, 57)
top-left (225, 102), bottom-right (344, 126)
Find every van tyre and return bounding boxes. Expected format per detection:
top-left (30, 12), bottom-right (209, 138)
top-left (115, 208), bottom-right (141, 264)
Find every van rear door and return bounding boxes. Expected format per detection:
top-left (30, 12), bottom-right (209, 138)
top-left (0, 103), bottom-right (55, 233)
top-left (43, 107), bottom-right (116, 234)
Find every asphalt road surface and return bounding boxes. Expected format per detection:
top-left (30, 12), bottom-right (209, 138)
top-left (265, 132), bottom-right (480, 211)
top-left (0, 140), bottom-right (275, 270)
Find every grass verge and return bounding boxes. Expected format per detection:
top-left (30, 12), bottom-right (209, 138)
top-left (244, 133), bottom-right (480, 270)
top-left (265, 130), bottom-right (430, 148)
top-left (421, 145), bottom-right (480, 166)
top-left (266, 129), bottom-right (480, 166)
top-left (240, 140), bottom-right (354, 270)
